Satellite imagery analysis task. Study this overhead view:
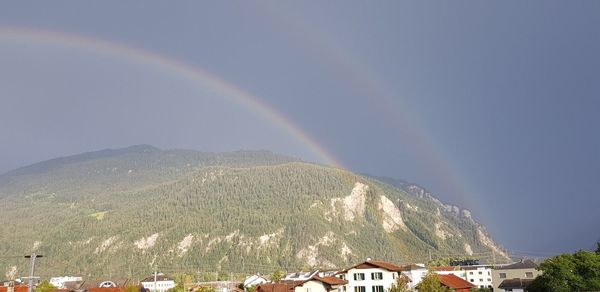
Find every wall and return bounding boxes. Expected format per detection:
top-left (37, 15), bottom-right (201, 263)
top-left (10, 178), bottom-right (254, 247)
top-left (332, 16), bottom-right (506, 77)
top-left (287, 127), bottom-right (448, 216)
top-left (344, 268), bottom-right (397, 292)
top-left (294, 280), bottom-right (328, 292)
top-left (491, 269), bottom-right (541, 291)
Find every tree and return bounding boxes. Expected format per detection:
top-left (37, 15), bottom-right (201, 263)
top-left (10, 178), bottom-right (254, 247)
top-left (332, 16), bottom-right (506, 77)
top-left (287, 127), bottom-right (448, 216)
top-left (34, 280), bottom-right (56, 292)
top-left (167, 282), bottom-right (184, 292)
top-left (528, 250), bottom-right (600, 292)
top-left (168, 272), bottom-right (195, 292)
top-left (387, 274), bottom-right (409, 292)
top-left (125, 285), bottom-right (142, 292)
top-left (469, 288), bottom-right (491, 292)
top-left (196, 287), bottom-right (215, 292)
top-left (269, 270), bottom-right (285, 282)
top-left (415, 273), bottom-right (448, 292)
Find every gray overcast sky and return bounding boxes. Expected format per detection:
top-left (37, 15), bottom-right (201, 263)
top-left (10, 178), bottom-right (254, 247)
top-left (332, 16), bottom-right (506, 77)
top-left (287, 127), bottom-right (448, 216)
top-left (1, 1), bottom-right (599, 255)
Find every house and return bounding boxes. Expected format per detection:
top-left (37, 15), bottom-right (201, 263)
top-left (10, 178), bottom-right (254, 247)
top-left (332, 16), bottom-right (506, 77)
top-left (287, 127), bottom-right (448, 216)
top-left (289, 277), bottom-right (347, 292)
top-left (282, 271), bottom-right (318, 282)
top-left (491, 260), bottom-right (541, 291)
top-left (0, 286), bottom-right (28, 292)
top-left (336, 260), bottom-right (404, 292)
top-left (430, 266), bottom-right (466, 279)
top-left (189, 281), bottom-right (241, 292)
top-left (431, 265), bottom-right (493, 289)
top-left (283, 271), bottom-right (340, 283)
top-left (315, 271), bottom-right (339, 278)
top-left (256, 277), bottom-right (347, 292)
top-left (243, 275), bottom-right (269, 289)
top-left (63, 280), bottom-right (85, 291)
top-left (462, 266), bottom-right (493, 289)
top-left (140, 274), bottom-right (176, 292)
top-left (78, 278), bottom-right (131, 292)
top-left (0, 281), bottom-right (28, 292)
top-left (50, 277), bottom-right (83, 289)
top-left (398, 264), bottom-right (427, 290)
top-left (435, 274), bottom-right (475, 292)
top-left (1, 281), bottom-right (23, 287)
top-left (497, 278), bottom-right (535, 292)
top-left (255, 283), bottom-right (291, 292)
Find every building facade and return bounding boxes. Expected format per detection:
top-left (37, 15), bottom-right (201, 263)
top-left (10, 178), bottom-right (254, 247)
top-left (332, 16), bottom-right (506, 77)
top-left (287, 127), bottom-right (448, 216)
top-left (463, 266), bottom-right (493, 289)
top-left (141, 274), bottom-right (176, 292)
top-left (491, 260), bottom-right (541, 292)
top-left (336, 260), bottom-right (403, 292)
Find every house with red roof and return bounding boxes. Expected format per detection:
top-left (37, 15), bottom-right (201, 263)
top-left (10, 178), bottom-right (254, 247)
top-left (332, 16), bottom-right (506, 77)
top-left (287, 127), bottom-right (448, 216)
top-left (255, 276), bottom-right (347, 292)
top-left (436, 274), bottom-right (475, 292)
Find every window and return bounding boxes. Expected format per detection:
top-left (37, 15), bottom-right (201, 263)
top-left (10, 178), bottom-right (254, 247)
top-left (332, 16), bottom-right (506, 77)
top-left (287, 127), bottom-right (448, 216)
top-left (526, 272), bottom-right (534, 278)
top-left (469, 271), bottom-right (473, 275)
top-left (338, 275), bottom-right (346, 280)
top-left (479, 279), bottom-right (483, 282)
top-left (354, 287), bottom-right (365, 292)
top-left (499, 273), bottom-right (507, 279)
top-left (470, 279), bottom-right (474, 282)
top-left (371, 272), bottom-right (383, 280)
top-left (478, 271), bottom-right (482, 275)
top-left (353, 273), bottom-right (365, 281)
top-left (372, 286), bottom-right (384, 292)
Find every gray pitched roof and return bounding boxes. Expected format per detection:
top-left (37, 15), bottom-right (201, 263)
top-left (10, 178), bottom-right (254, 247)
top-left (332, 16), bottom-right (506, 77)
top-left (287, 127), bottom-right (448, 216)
top-left (501, 259), bottom-right (538, 270)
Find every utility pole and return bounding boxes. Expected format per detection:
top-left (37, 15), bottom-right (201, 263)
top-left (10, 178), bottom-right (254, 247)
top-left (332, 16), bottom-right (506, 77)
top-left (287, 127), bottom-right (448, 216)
top-left (428, 250), bottom-right (432, 262)
top-left (153, 266), bottom-right (158, 292)
top-left (25, 253), bottom-right (43, 292)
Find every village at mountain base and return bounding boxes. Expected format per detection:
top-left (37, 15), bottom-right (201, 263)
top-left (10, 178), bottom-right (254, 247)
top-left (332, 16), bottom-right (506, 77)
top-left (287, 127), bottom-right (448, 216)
top-left (1, 259), bottom-right (541, 292)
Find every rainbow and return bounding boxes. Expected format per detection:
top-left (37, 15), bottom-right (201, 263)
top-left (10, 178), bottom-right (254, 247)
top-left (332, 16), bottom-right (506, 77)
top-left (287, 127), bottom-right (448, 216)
top-left (264, 13), bottom-right (472, 201)
top-left (0, 27), bottom-right (342, 168)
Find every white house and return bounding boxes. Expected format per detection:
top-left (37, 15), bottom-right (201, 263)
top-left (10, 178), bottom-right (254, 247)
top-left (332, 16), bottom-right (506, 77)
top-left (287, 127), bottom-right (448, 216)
top-left (431, 266), bottom-right (466, 279)
top-left (462, 266), bottom-right (493, 289)
top-left (336, 260), bottom-right (404, 292)
top-left (141, 274), bottom-right (176, 292)
top-left (49, 276), bottom-right (83, 289)
top-left (397, 264), bottom-right (427, 290)
top-left (292, 277), bottom-right (348, 292)
top-left (243, 275), bottom-right (269, 288)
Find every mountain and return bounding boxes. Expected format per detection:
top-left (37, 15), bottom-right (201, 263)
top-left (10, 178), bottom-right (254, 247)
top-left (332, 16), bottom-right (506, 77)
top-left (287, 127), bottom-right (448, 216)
top-left (0, 145), bottom-right (508, 278)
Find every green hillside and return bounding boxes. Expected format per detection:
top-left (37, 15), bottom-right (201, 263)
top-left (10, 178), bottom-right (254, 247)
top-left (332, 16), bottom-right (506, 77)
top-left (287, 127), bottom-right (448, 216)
top-left (0, 146), bottom-right (508, 278)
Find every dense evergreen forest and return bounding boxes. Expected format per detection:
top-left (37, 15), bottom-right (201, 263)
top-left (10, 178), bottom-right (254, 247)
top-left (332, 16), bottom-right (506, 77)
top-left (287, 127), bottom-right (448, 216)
top-left (0, 145), bottom-right (508, 278)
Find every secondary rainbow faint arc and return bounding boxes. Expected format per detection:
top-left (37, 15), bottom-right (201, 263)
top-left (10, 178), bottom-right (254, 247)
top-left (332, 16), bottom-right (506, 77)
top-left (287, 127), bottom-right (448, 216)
top-left (0, 27), bottom-right (342, 168)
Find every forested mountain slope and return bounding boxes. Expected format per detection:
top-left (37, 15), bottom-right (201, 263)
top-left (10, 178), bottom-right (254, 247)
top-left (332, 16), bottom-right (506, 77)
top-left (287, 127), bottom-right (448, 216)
top-left (0, 146), bottom-right (508, 278)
